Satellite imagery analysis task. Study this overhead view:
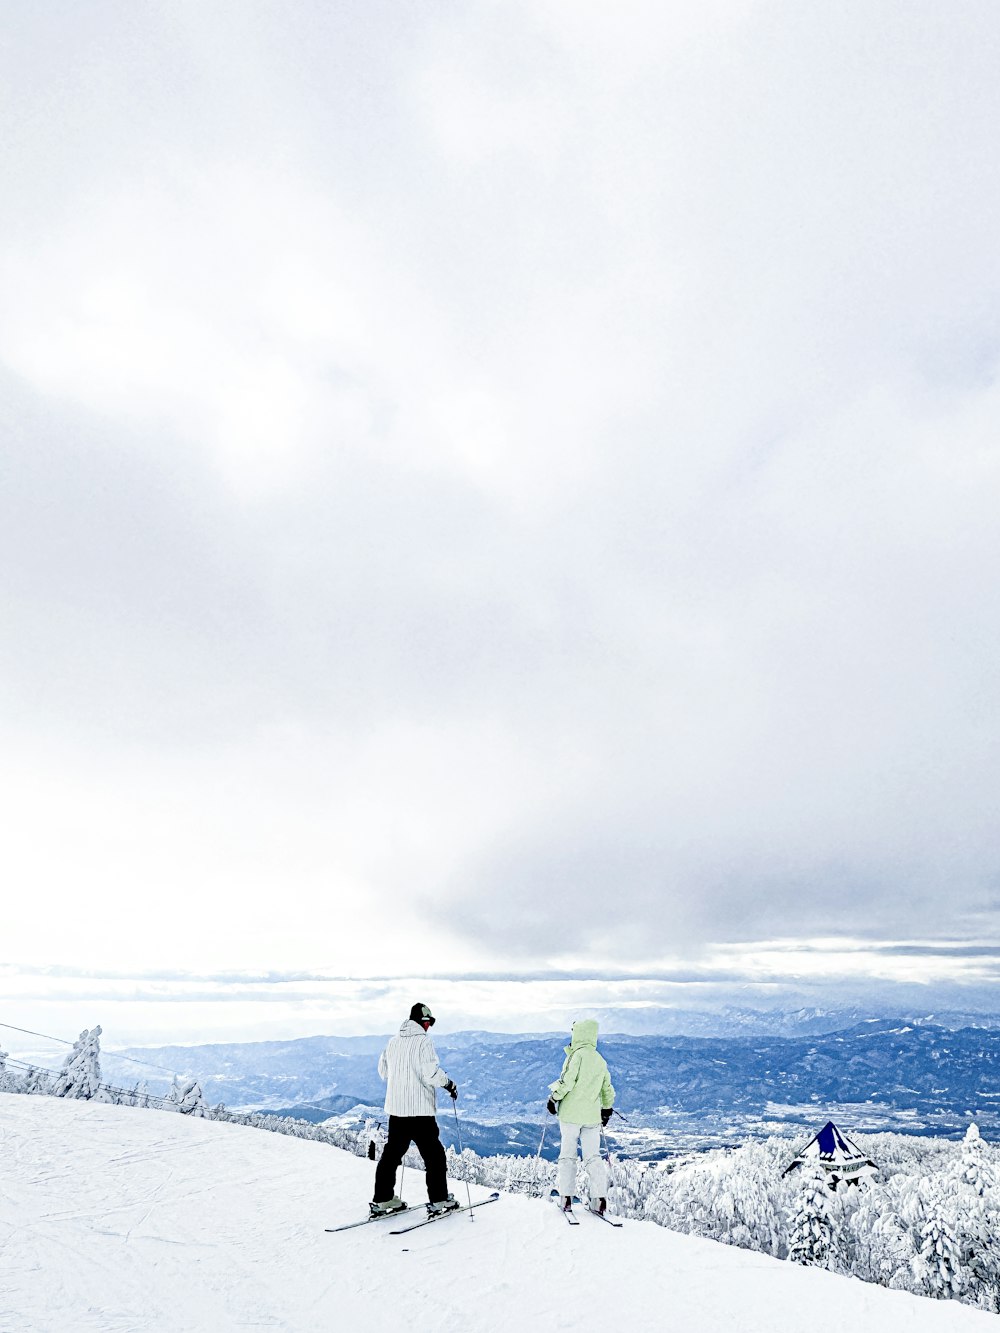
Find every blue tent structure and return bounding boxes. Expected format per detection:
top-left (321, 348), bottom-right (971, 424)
top-left (782, 1120), bottom-right (878, 1188)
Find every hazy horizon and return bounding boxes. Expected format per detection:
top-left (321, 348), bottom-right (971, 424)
top-left (6, 968), bottom-right (1000, 1057)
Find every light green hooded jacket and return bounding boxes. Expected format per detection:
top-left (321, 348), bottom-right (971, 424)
top-left (548, 1019), bottom-right (615, 1127)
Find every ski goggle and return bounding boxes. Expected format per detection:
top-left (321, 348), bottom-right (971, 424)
top-left (418, 1006), bottom-right (435, 1026)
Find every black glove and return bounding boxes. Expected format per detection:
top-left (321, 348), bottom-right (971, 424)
top-left (547, 1098), bottom-right (557, 1115)
top-left (444, 1080), bottom-right (458, 1100)
top-left (601, 1107), bottom-right (613, 1126)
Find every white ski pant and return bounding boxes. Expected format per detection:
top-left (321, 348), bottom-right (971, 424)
top-left (557, 1122), bottom-right (607, 1199)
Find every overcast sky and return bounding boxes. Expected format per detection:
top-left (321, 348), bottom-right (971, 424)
top-left (3, 1), bottom-right (1000, 1046)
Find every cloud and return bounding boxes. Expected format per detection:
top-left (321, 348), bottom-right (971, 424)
top-left (2, 2), bottom-right (1000, 1000)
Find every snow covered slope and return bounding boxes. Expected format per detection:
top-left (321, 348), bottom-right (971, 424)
top-left (0, 1094), bottom-right (994, 1333)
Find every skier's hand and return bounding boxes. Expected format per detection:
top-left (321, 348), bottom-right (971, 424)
top-left (445, 1080), bottom-right (458, 1100)
top-left (547, 1098), bottom-right (558, 1116)
top-left (601, 1107), bottom-right (613, 1127)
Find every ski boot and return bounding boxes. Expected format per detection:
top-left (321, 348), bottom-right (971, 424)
top-left (426, 1193), bottom-right (460, 1217)
top-left (593, 1197), bottom-right (607, 1215)
top-left (369, 1196), bottom-right (407, 1218)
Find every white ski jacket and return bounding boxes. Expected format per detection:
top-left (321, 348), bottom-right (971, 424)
top-left (378, 1019), bottom-right (452, 1117)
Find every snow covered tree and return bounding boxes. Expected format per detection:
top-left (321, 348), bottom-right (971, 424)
top-left (958, 1123), bottom-right (994, 1197)
top-left (916, 1192), bottom-right (964, 1300)
top-left (168, 1075), bottom-right (208, 1116)
top-left (956, 1191), bottom-right (999, 1312)
top-left (721, 1143), bottom-right (783, 1255)
top-left (843, 1177), bottom-right (915, 1289)
top-left (948, 1124), bottom-right (1000, 1312)
top-left (789, 1167), bottom-right (835, 1268)
top-left (52, 1026), bottom-right (110, 1101)
top-left (22, 1065), bottom-right (51, 1095)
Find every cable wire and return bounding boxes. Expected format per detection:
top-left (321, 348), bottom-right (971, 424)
top-left (0, 1021), bottom-right (73, 1046)
top-left (1, 1019), bottom-right (196, 1078)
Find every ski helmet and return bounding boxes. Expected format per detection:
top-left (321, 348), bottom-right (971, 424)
top-left (409, 1002), bottom-right (435, 1027)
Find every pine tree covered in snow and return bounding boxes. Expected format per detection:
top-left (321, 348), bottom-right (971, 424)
top-left (950, 1125), bottom-right (1000, 1312)
top-left (168, 1075), bottom-right (208, 1116)
top-left (958, 1123), bottom-right (993, 1196)
top-left (916, 1191), bottom-right (964, 1300)
top-left (22, 1065), bottom-right (52, 1095)
top-left (842, 1172), bottom-right (916, 1288)
top-left (789, 1167), bottom-right (835, 1268)
top-left (52, 1027), bottom-right (109, 1101)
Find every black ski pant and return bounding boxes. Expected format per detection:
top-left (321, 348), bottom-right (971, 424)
top-left (373, 1115), bottom-right (448, 1204)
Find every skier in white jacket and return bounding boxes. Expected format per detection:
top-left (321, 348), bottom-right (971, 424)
top-left (370, 1003), bottom-right (459, 1217)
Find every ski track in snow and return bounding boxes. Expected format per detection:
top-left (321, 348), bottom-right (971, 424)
top-left (0, 1093), bottom-right (995, 1333)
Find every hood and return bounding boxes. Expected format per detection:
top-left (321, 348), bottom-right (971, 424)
top-left (564, 1019), bottom-right (599, 1053)
top-left (398, 1019), bottom-right (428, 1038)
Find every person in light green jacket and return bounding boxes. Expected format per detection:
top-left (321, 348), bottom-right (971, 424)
top-left (546, 1018), bottom-right (615, 1213)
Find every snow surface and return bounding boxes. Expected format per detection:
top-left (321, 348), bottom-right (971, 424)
top-left (0, 1093), bottom-right (995, 1333)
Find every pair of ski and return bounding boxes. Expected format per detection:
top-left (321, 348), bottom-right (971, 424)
top-left (326, 1191), bottom-right (500, 1235)
top-left (550, 1188), bottom-right (622, 1227)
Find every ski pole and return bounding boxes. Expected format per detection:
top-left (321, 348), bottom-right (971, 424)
top-left (602, 1108), bottom-right (628, 1199)
top-left (531, 1121), bottom-right (548, 1197)
top-left (452, 1096), bottom-right (475, 1221)
top-left (601, 1127), bottom-right (619, 1198)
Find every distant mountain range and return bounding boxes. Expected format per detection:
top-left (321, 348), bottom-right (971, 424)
top-left (100, 1011), bottom-right (1000, 1157)
top-left (588, 1004), bottom-right (1000, 1038)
